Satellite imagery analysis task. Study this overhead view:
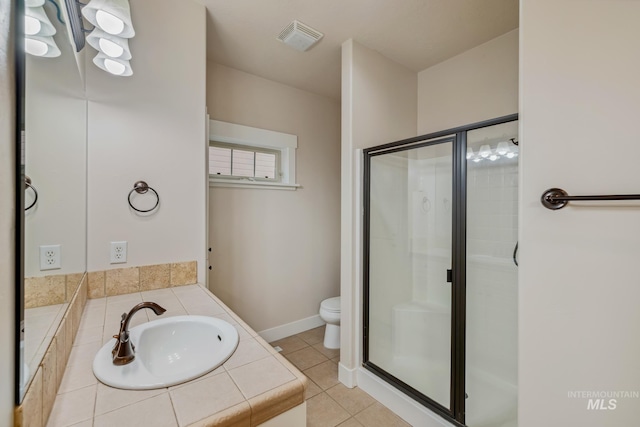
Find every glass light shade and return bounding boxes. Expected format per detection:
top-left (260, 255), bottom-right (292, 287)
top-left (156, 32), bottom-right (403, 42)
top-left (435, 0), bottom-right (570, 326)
top-left (496, 141), bottom-right (509, 155)
top-left (100, 38), bottom-right (123, 57)
top-left (466, 147), bottom-right (474, 160)
top-left (96, 10), bottom-right (124, 35)
top-left (105, 58), bottom-right (126, 74)
top-left (93, 52), bottom-right (133, 76)
top-left (82, 0), bottom-right (135, 38)
top-left (506, 152), bottom-right (515, 159)
top-left (25, 35), bottom-right (61, 57)
top-left (25, 38), bottom-right (47, 56)
top-left (489, 154), bottom-right (499, 161)
top-left (25, 0), bottom-right (45, 7)
top-left (479, 144), bottom-right (491, 158)
top-left (24, 16), bottom-right (41, 36)
top-left (472, 157), bottom-right (482, 163)
top-left (86, 28), bottom-right (132, 60)
top-left (25, 6), bottom-right (56, 37)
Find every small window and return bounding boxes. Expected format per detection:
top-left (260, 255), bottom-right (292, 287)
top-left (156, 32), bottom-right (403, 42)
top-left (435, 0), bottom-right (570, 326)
top-left (209, 142), bottom-right (280, 181)
top-left (208, 120), bottom-right (299, 190)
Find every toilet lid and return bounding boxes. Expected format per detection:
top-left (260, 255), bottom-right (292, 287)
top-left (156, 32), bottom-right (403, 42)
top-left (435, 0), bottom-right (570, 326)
top-left (321, 296), bottom-right (341, 312)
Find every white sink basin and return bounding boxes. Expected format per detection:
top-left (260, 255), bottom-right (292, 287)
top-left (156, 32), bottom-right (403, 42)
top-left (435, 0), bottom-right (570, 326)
top-left (93, 315), bottom-right (239, 390)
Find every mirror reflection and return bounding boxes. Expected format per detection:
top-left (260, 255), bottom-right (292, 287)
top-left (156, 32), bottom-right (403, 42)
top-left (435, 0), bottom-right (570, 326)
top-left (21, 0), bottom-right (87, 400)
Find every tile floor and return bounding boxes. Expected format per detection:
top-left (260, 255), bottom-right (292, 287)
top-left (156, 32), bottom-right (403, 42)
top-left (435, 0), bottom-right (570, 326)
top-left (272, 327), bottom-right (410, 427)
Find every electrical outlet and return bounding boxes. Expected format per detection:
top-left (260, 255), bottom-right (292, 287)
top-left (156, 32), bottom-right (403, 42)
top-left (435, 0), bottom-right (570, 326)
top-left (110, 241), bottom-right (127, 264)
top-left (39, 245), bottom-right (61, 270)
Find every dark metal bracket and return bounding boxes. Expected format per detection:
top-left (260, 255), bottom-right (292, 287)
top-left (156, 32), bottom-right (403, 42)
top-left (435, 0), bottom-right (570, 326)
top-left (541, 187), bottom-right (640, 210)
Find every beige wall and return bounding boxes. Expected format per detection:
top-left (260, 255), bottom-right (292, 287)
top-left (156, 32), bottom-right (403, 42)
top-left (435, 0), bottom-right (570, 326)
top-left (418, 29), bottom-right (518, 134)
top-left (519, 1), bottom-right (640, 426)
top-left (0, 0), bottom-right (16, 423)
top-left (206, 62), bottom-right (341, 332)
top-left (86, 0), bottom-right (207, 280)
top-left (340, 39), bottom-right (417, 379)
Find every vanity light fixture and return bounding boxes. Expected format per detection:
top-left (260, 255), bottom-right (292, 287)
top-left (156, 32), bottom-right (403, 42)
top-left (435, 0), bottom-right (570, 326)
top-left (75, 0), bottom-right (136, 76)
top-left (81, 0), bottom-right (135, 38)
top-left (25, 6), bottom-right (57, 36)
top-left (24, 1), bottom-right (61, 57)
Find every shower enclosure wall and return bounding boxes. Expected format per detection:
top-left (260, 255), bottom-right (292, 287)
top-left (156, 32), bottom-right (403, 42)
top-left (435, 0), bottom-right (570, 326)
top-left (363, 116), bottom-right (518, 427)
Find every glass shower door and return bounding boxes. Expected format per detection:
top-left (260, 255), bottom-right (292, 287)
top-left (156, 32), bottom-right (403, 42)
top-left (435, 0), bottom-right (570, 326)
top-left (465, 121), bottom-right (519, 427)
top-left (365, 137), bottom-right (454, 411)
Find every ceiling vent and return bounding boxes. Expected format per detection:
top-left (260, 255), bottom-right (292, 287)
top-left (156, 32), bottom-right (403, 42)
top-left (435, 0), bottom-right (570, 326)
top-left (277, 20), bottom-right (323, 52)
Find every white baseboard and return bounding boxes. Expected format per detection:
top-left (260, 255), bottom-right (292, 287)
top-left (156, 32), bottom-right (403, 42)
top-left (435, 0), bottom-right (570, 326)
top-left (357, 368), bottom-right (454, 427)
top-left (339, 362), bottom-right (358, 388)
top-left (258, 314), bottom-right (325, 343)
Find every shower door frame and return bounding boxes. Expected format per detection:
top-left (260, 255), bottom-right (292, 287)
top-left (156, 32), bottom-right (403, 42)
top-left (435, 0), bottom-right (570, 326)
top-left (362, 113), bottom-right (518, 427)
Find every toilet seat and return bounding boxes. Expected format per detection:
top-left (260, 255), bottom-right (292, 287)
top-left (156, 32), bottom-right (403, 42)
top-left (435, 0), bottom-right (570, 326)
top-left (320, 296), bottom-right (340, 312)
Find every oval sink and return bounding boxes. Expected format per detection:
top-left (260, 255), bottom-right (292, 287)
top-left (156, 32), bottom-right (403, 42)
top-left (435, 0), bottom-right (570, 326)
top-left (93, 315), bottom-right (239, 390)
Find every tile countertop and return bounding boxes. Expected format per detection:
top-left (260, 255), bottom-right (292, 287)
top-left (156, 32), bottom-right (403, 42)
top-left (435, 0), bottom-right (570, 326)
top-left (46, 285), bottom-right (307, 427)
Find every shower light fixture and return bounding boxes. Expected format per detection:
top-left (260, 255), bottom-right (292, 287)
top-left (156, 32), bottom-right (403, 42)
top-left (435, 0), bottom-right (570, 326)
top-left (496, 141), bottom-right (509, 156)
top-left (466, 147), bottom-right (475, 160)
top-left (479, 145), bottom-right (491, 158)
top-left (468, 140), bottom-right (518, 163)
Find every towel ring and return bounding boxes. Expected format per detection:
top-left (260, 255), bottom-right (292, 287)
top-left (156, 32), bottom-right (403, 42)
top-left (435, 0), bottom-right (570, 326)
top-left (25, 176), bottom-right (38, 211)
top-left (128, 181), bottom-right (159, 213)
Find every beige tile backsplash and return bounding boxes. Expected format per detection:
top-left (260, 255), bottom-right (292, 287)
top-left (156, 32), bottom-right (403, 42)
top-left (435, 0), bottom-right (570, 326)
top-left (24, 275), bottom-right (65, 309)
top-left (24, 272), bottom-right (88, 309)
top-left (140, 263), bottom-right (171, 291)
top-left (105, 267), bottom-right (140, 296)
top-left (88, 261), bottom-right (197, 299)
top-left (17, 272), bottom-right (88, 427)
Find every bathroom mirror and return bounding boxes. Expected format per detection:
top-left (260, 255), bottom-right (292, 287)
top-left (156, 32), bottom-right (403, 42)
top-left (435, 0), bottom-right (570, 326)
top-left (18, 0), bottom-right (87, 402)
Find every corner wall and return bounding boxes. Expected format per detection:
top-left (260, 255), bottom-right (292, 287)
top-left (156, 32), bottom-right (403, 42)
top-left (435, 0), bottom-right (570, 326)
top-left (418, 29), bottom-right (518, 134)
top-left (340, 39), bottom-right (417, 382)
top-left (519, 1), bottom-right (640, 425)
top-left (86, 0), bottom-right (207, 280)
top-left (0, 0), bottom-right (16, 423)
top-left (206, 63), bottom-right (341, 333)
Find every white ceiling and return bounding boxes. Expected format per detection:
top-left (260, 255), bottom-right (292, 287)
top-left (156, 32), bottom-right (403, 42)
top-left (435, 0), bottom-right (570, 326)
top-left (203, 0), bottom-right (519, 100)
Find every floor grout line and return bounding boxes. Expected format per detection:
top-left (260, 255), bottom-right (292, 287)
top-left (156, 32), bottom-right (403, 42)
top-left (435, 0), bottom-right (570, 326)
top-left (278, 329), bottom-right (372, 427)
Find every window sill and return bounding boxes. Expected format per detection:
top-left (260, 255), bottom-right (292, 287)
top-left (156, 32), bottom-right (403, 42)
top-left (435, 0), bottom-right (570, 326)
top-left (208, 178), bottom-right (301, 191)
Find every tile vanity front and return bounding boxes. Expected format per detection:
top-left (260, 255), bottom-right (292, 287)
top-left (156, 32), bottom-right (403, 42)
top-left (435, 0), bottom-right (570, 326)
top-left (46, 284), bottom-right (307, 427)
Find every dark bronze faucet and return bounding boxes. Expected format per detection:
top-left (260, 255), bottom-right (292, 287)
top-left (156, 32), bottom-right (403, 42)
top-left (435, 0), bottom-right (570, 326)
top-left (112, 302), bottom-right (166, 366)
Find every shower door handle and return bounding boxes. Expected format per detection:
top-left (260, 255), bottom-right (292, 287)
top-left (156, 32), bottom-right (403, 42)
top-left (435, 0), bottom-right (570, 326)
top-left (447, 269), bottom-right (452, 283)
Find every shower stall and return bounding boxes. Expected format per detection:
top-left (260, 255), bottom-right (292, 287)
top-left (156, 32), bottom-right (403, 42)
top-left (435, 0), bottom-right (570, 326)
top-left (363, 115), bottom-right (518, 427)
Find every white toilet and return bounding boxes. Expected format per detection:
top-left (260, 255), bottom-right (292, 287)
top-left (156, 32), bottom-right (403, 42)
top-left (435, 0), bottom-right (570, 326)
top-left (319, 296), bottom-right (341, 349)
